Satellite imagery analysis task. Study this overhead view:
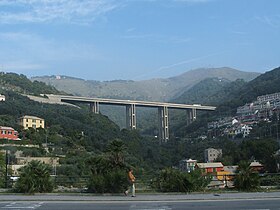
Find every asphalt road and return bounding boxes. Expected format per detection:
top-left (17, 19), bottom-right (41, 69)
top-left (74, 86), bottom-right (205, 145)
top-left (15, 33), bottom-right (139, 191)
top-left (0, 199), bottom-right (280, 210)
top-left (0, 192), bottom-right (280, 210)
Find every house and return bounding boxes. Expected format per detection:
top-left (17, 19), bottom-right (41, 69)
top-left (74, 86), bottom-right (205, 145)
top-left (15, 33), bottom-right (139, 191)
top-left (250, 161), bottom-right (264, 173)
top-left (0, 126), bottom-right (20, 140)
top-left (18, 115), bottom-right (45, 130)
top-left (196, 162), bottom-right (224, 174)
top-left (0, 94), bottom-right (5, 101)
top-left (216, 165), bottom-right (238, 181)
top-left (179, 158), bottom-right (197, 172)
top-left (204, 148), bottom-right (222, 162)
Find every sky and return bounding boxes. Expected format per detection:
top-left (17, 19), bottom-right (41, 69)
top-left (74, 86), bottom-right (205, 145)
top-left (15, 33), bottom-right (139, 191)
top-left (0, 0), bottom-right (279, 81)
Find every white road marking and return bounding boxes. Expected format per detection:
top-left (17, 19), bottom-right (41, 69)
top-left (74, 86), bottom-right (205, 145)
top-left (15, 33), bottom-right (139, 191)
top-left (129, 204), bottom-right (172, 210)
top-left (1, 202), bottom-right (43, 209)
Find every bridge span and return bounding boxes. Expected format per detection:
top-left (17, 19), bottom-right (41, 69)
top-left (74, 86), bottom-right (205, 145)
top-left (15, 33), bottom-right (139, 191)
top-left (46, 94), bottom-right (216, 142)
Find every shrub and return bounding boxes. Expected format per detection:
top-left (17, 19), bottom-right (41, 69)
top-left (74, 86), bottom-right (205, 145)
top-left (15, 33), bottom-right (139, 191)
top-left (14, 160), bottom-right (54, 194)
top-left (87, 169), bottom-right (128, 193)
top-left (153, 168), bottom-right (209, 192)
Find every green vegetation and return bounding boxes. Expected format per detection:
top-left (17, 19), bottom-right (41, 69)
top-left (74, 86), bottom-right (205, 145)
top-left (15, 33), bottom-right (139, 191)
top-left (87, 139), bottom-right (129, 193)
top-left (0, 72), bottom-right (61, 96)
top-left (153, 168), bottom-right (210, 192)
top-left (14, 160), bottom-right (54, 194)
top-left (234, 161), bottom-right (260, 191)
top-left (0, 152), bottom-right (5, 187)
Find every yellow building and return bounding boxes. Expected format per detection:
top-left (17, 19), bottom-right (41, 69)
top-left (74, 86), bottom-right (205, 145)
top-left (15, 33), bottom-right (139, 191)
top-left (18, 115), bottom-right (45, 129)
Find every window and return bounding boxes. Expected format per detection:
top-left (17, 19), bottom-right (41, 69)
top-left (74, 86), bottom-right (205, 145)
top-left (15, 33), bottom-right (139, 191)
top-left (26, 124), bottom-right (28, 128)
top-left (32, 125), bottom-right (36, 129)
top-left (32, 119), bottom-right (36, 123)
top-left (26, 119), bottom-right (28, 122)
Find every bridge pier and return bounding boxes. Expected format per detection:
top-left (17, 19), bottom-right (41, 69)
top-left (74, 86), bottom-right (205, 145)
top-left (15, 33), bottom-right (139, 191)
top-left (186, 108), bottom-right (197, 125)
top-left (158, 106), bottom-right (169, 142)
top-left (90, 101), bottom-right (99, 114)
top-left (126, 104), bottom-right (136, 130)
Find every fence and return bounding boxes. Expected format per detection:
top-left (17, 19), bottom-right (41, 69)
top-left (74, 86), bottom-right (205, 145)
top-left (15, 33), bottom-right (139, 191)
top-left (4, 173), bottom-right (280, 192)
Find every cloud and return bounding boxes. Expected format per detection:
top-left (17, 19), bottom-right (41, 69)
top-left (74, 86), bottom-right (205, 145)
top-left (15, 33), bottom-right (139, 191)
top-left (0, 0), bottom-right (120, 24)
top-left (122, 32), bottom-right (191, 44)
top-left (255, 15), bottom-right (280, 28)
top-left (133, 51), bottom-right (226, 80)
top-left (173, 0), bottom-right (213, 3)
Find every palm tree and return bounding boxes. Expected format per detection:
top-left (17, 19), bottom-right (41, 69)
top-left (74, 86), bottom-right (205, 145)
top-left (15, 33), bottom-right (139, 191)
top-left (234, 161), bottom-right (260, 191)
top-left (106, 139), bottom-right (127, 168)
top-left (14, 160), bottom-right (53, 194)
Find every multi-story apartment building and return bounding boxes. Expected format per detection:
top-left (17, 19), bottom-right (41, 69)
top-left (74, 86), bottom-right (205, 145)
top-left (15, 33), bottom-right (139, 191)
top-left (179, 158), bottom-right (197, 173)
top-left (237, 92), bottom-right (280, 122)
top-left (18, 115), bottom-right (45, 130)
top-left (204, 148), bottom-right (222, 163)
top-left (0, 126), bottom-right (20, 140)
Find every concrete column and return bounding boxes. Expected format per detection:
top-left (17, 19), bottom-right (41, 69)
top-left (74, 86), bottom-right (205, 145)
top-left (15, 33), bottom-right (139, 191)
top-left (158, 106), bottom-right (169, 142)
top-left (90, 101), bottom-right (99, 114)
top-left (126, 104), bottom-right (136, 130)
top-left (186, 108), bottom-right (197, 125)
top-left (186, 109), bottom-right (192, 125)
top-left (192, 108), bottom-right (197, 121)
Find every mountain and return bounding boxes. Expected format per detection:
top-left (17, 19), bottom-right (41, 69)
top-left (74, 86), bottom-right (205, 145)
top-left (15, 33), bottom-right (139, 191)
top-left (217, 66), bottom-right (280, 114)
top-left (31, 67), bottom-right (260, 102)
top-left (173, 77), bottom-right (247, 106)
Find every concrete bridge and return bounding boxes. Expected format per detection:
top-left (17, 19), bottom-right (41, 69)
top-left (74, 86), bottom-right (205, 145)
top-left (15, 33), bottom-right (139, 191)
top-left (46, 94), bottom-right (216, 142)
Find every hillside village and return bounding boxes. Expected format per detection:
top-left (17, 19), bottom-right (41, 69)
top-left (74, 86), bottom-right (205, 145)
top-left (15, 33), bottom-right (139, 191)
top-left (208, 91), bottom-right (280, 139)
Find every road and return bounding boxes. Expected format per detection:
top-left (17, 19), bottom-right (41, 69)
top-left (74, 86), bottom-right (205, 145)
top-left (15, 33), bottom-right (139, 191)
top-left (0, 199), bottom-right (280, 210)
top-left (0, 192), bottom-right (280, 210)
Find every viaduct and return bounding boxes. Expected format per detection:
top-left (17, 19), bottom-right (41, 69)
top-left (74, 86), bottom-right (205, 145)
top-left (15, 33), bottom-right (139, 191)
top-left (46, 94), bottom-right (216, 142)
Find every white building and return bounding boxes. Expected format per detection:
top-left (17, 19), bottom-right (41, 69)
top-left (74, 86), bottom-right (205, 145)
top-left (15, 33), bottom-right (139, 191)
top-left (0, 94), bottom-right (5, 101)
top-left (179, 158), bottom-right (197, 172)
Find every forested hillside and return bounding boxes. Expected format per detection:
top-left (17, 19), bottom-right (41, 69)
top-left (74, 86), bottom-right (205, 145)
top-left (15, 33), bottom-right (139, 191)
top-left (172, 78), bottom-right (246, 105)
top-left (0, 73), bottom-right (61, 96)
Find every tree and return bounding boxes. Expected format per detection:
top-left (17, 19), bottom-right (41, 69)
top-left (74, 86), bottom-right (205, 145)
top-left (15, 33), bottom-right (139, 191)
top-left (234, 161), bottom-right (260, 191)
top-left (87, 140), bottom-right (129, 193)
top-left (105, 139), bottom-right (126, 168)
top-left (0, 152), bottom-right (5, 187)
top-left (14, 160), bottom-right (53, 194)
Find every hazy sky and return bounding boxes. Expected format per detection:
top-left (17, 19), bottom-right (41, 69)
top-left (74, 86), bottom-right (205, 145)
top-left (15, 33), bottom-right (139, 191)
top-left (0, 0), bottom-right (279, 81)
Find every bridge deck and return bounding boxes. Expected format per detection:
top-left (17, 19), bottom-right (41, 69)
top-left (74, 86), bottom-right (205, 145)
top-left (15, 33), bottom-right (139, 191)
top-left (47, 94), bottom-right (216, 111)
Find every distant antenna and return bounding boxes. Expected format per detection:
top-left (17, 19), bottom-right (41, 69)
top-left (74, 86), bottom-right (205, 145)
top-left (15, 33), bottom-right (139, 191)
top-left (0, 64), bottom-right (6, 74)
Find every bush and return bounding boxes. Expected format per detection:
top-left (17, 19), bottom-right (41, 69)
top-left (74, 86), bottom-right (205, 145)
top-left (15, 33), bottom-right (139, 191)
top-left (153, 168), bottom-right (210, 192)
top-left (14, 160), bottom-right (54, 194)
top-left (87, 169), bottom-right (128, 193)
